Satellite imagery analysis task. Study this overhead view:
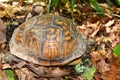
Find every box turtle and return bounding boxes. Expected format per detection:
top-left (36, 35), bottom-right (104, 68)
top-left (9, 14), bottom-right (87, 66)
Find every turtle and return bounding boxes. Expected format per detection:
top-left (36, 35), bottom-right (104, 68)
top-left (9, 14), bottom-right (87, 66)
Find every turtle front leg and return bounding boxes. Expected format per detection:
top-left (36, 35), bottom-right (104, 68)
top-left (4, 53), bottom-right (26, 68)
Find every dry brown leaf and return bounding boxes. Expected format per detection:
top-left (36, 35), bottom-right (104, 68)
top-left (77, 76), bottom-right (87, 80)
top-left (90, 25), bottom-right (100, 38)
top-left (2, 63), bottom-right (11, 69)
top-left (100, 56), bottom-right (120, 80)
top-left (51, 67), bottom-right (69, 77)
top-left (96, 59), bottom-right (110, 72)
top-left (35, 66), bottom-right (69, 77)
top-left (77, 24), bottom-right (87, 35)
top-left (105, 20), bottom-right (114, 27)
top-left (90, 51), bottom-right (103, 66)
top-left (78, 21), bottom-right (101, 37)
top-left (108, 33), bottom-right (116, 42)
top-left (106, 27), bottom-right (111, 33)
top-left (0, 51), bottom-right (6, 64)
top-left (100, 70), bottom-right (120, 80)
top-left (112, 26), bottom-right (118, 32)
top-left (88, 22), bottom-right (103, 38)
top-left (87, 21), bottom-right (100, 30)
top-left (0, 19), bottom-right (6, 50)
top-left (15, 68), bottom-right (36, 80)
top-left (0, 2), bottom-right (7, 10)
top-left (0, 69), bottom-right (8, 80)
top-left (0, 3), bottom-right (28, 19)
top-left (112, 37), bottom-right (120, 47)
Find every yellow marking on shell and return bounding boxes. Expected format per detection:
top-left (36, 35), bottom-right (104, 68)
top-left (56, 28), bottom-right (60, 34)
top-left (17, 32), bottom-right (23, 37)
top-left (26, 29), bottom-right (38, 36)
top-left (29, 29), bottom-right (35, 33)
top-left (15, 37), bottom-right (23, 43)
top-left (55, 29), bottom-right (60, 42)
top-left (55, 21), bottom-right (63, 25)
top-left (64, 31), bottom-right (72, 41)
top-left (36, 20), bottom-right (44, 25)
top-left (36, 17), bottom-right (52, 26)
top-left (64, 36), bottom-right (71, 41)
top-left (15, 32), bottom-right (24, 44)
top-left (69, 58), bottom-right (81, 65)
top-left (62, 22), bottom-right (69, 30)
top-left (47, 34), bottom-right (56, 39)
top-left (25, 29), bottom-right (41, 55)
top-left (25, 35), bottom-right (40, 55)
top-left (55, 18), bottom-right (70, 30)
top-left (65, 31), bottom-right (70, 35)
top-left (63, 22), bottom-right (68, 26)
top-left (62, 34), bottom-right (77, 57)
top-left (46, 28), bottom-right (55, 33)
top-left (20, 25), bottom-right (26, 31)
top-left (46, 28), bottom-right (61, 42)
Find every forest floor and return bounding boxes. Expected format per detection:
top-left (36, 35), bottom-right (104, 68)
top-left (0, 0), bottom-right (120, 80)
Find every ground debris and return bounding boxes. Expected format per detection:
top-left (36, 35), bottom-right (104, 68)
top-left (0, 1), bottom-right (120, 80)
top-left (0, 19), bottom-right (6, 50)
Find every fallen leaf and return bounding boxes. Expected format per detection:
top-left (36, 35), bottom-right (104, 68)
top-left (90, 51), bottom-right (103, 66)
top-left (105, 20), bottom-right (114, 27)
top-left (2, 64), bottom-right (11, 69)
top-left (36, 67), bottom-right (69, 77)
top-left (0, 69), bottom-right (8, 80)
top-left (106, 27), bottom-right (111, 33)
top-left (15, 68), bottom-right (36, 80)
top-left (77, 76), bottom-right (87, 80)
top-left (96, 59), bottom-right (110, 72)
top-left (90, 25), bottom-right (100, 38)
top-left (0, 20), bottom-right (6, 49)
top-left (108, 33), bottom-right (116, 42)
top-left (0, 2), bottom-right (7, 10)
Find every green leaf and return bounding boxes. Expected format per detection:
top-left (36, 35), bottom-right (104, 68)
top-left (5, 69), bottom-right (15, 80)
top-left (53, 0), bottom-right (60, 10)
top-left (113, 0), bottom-right (120, 6)
top-left (114, 44), bottom-right (120, 57)
top-left (74, 61), bottom-right (86, 73)
top-left (70, 0), bottom-right (75, 16)
top-left (61, 0), bottom-right (69, 4)
top-left (74, 58), bottom-right (92, 74)
top-left (47, 0), bottom-right (52, 13)
top-left (105, 0), bottom-right (111, 7)
top-left (89, 0), bottom-right (103, 16)
top-left (82, 66), bottom-right (96, 80)
top-left (47, 0), bottom-right (61, 12)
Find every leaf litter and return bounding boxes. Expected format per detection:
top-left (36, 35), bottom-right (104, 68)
top-left (0, 1), bottom-right (120, 80)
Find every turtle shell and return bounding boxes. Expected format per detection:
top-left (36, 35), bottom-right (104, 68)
top-left (9, 14), bottom-right (87, 66)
